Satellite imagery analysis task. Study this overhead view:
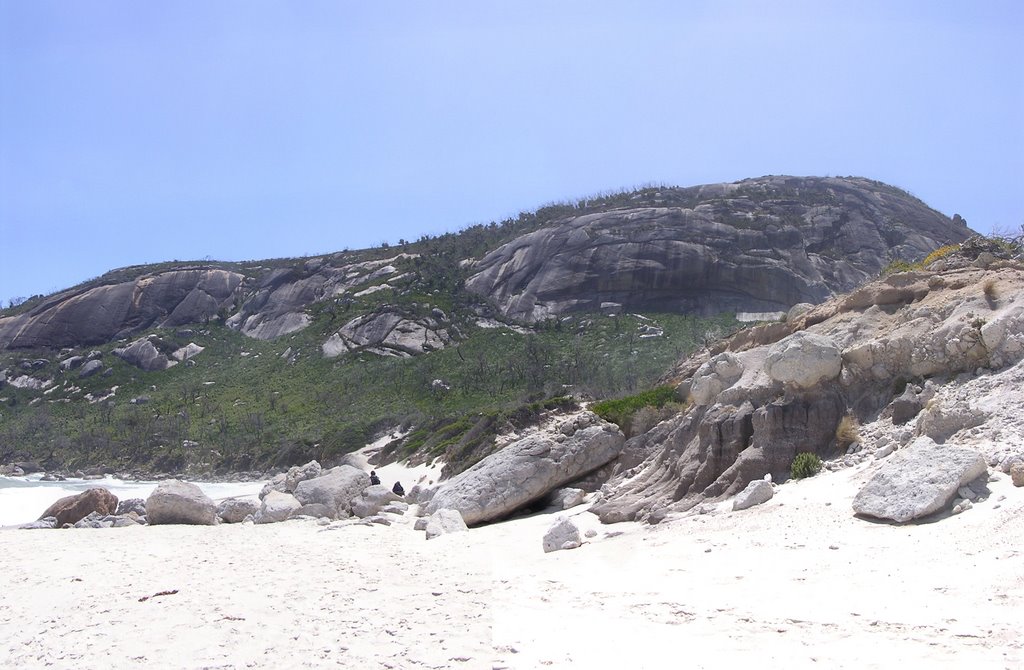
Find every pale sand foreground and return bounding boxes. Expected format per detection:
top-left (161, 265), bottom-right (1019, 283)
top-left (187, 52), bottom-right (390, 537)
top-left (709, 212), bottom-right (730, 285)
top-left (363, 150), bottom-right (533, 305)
top-left (2, 465), bottom-right (1022, 670)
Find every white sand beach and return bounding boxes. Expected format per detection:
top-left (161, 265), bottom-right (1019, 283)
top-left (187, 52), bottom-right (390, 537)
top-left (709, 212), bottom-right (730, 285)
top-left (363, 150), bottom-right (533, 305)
top-left (2, 461), bottom-right (1021, 670)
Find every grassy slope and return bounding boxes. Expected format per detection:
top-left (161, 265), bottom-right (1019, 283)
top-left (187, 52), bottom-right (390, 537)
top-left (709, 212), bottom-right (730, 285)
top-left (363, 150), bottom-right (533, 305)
top-left (0, 308), bottom-right (737, 475)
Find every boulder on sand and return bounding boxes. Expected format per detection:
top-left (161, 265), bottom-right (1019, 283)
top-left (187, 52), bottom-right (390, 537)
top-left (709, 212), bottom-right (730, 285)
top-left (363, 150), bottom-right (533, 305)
top-left (424, 508), bottom-right (468, 540)
top-left (294, 465), bottom-right (369, 519)
top-left (39, 488), bottom-right (119, 527)
top-left (146, 480), bottom-right (217, 525)
top-left (217, 497), bottom-right (259, 523)
top-left (542, 515), bottom-right (584, 553)
top-left (350, 485), bottom-right (402, 518)
top-left (732, 479), bottom-right (774, 511)
top-left (255, 491), bottom-right (302, 524)
top-left (425, 419), bottom-right (624, 525)
top-left (853, 437), bottom-right (987, 523)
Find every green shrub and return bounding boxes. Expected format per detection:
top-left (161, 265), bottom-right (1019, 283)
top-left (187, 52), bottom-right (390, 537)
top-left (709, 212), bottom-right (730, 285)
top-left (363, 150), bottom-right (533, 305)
top-left (790, 452), bottom-right (822, 479)
top-left (592, 385), bottom-right (680, 434)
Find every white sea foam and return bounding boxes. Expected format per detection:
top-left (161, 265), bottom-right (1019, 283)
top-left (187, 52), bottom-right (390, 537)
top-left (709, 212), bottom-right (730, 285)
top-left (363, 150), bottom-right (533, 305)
top-left (0, 475), bottom-right (265, 527)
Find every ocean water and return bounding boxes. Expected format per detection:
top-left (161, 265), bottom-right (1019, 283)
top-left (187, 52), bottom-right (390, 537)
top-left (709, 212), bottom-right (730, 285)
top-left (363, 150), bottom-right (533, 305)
top-left (0, 474), bottom-right (265, 527)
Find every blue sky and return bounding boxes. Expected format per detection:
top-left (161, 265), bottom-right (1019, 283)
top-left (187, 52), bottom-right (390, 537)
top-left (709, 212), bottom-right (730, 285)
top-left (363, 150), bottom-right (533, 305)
top-left (1, 1), bottom-right (1021, 302)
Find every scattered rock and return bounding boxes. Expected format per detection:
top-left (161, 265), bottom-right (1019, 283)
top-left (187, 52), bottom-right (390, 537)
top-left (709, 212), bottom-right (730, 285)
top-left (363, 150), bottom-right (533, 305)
top-left (78, 360), bottom-right (104, 378)
top-left (852, 437), bottom-right (988, 523)
top-left (350, 485), bottom-right (402, 518)
top-left (171, 343), bottom-right (205, 362)
top-left (542, 515), bottom-right (584, 553)
top-left (549, 487), bottom-right (586, 510)
top-left (732, 479), bottom-right (774, 511)
top-left (39, 488), bottom-right (119, 527)
top-left (293, 503), bottom-right (335, 519)
top-left (917, 401), bottom-right (987, 443)
top-left (255, 491), bottom-right (302, 524)
top-left (293, 465), bottom-right (370, 519)
top-left (20, 517), bottom-right (57, 530)
top-left (888, 386), bottom-right (926, 425)
top-left (285, 460), bottom-right (322, 492)
top-left (1010, 462), bottom-right (1024, 487)
top-left (113, 337), bottom-right (175, 372)
top-left (115, 498), bottom-right (146, 517)
top-left (424, 508), bottom-right (468, 539)
top-left (217, 498), bottom-right (259, 523)
top-left (146, 480), bottom-right (217, 525)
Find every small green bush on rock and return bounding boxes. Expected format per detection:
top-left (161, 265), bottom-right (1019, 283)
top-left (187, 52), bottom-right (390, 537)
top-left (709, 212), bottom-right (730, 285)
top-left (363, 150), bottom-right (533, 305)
top-left (790, 452), bottom-right (822, 479)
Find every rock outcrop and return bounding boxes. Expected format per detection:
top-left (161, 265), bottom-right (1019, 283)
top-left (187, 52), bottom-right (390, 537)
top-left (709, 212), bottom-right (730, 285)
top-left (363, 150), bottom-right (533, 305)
top-left (852, 437), bottom-right (987, 522)
top-left (0, 268), bottom-right (243, 349)
top-left (322, 311), bottom-right (453, 358)
top-left (465, 177), bottom-right (971, 322)
top-left (39, 488), bottom-right (119, 527)
top-left (146, 480), bottom-right (217, 525)
top-left (113, 337), bottom-right (175, 372)
top-left (593, 251), bottom-right (1024, 524)
top-left (424, 415), bottom-right (624, 525)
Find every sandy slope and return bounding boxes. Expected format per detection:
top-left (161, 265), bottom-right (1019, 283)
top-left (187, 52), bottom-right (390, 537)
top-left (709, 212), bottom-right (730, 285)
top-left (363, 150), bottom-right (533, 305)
top-left (1, 463), bottom-right (1021, 670)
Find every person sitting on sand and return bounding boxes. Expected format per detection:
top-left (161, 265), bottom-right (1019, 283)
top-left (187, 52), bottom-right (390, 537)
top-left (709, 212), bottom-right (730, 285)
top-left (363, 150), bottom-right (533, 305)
top-left (392, 481), bottom-right (405, 496)
top-left (369, 470), bottom-right (380, 486)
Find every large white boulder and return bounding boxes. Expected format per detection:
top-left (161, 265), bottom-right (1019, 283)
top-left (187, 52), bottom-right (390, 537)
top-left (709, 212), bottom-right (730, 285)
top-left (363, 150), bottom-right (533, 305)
top-left (293, 465), bottom-right (369, 518)
top-left (255, 491), bottom-right (302, 524)
top-left (424, 420), bottom-right (624, 526)
top-left (765, 332), bottom-right (842, 388)
top-left (853, 437), bottom-right (987, 522)
top-left (146, 480), bottom-right (217, 525)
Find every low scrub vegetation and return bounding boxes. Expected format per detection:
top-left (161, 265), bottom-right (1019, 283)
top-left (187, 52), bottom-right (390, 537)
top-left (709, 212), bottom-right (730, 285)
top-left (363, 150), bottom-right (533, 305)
top-left (790, 452), bottom-right (823, 479)
top-left (835, 413), bottom-right (861, 449)
top-left (592, 385), bottom-right (683, 437)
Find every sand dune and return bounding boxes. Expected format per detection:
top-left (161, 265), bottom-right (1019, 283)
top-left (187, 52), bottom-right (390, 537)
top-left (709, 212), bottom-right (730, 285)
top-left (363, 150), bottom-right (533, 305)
top-left (2, 460), bottom-right (1021, 670)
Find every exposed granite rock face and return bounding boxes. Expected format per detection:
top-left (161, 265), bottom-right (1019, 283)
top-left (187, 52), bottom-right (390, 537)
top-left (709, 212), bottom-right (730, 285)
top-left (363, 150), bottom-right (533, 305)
top-left (225, 255), bottom-right (418, 341)
top-left (465, 176), bottom-right (971, 322)
top-left (0, 268), bottom-right (243, 349)
top-left (322, 311), bottom-right (452, 358)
